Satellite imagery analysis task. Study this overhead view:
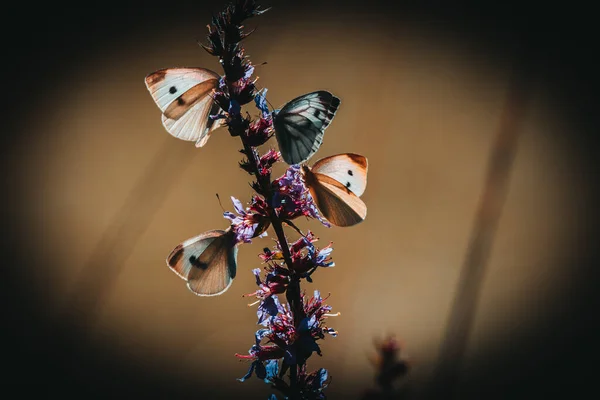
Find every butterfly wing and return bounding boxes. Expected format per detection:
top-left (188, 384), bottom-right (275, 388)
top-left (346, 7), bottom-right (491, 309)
top-left (145, 68), bottom-right (224, 147)
top-left (303, 167), bottom-right (367, 227)
top-left (166, 229), bottom-right (237, 296)
top-left (311, 153), bottom-right (368, 197)
top-left (273, 91), bottom-right (340, 165)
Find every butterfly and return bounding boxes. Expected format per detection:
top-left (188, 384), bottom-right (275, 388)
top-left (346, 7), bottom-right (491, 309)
top-left (145, 67), bottom-right (225, 147)
top-left (166, 229), bottom-right (238, 296)
top-left (301, 153), bottom-right (368, 227)
top-left (273, 91), bottom-right (341, 165)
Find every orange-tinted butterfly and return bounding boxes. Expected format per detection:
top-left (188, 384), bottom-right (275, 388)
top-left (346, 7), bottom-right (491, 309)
top-left (301, 153), bottom-right (368, 227)
top-left (166, 229), bottom-right (238, 296)
top-left (145, 67), bottom-right (225, 147)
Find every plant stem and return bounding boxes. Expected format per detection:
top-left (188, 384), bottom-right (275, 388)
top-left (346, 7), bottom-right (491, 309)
top-left (207, 2), bottom-right (305, 395)
top-left (237, 133), bottom-right (305, 391)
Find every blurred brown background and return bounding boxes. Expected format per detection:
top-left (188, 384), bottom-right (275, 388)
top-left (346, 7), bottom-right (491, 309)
top-left (2, 0), bottom-right (598, 398)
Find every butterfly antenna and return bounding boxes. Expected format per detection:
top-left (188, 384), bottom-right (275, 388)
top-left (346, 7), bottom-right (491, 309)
top-left (265, 96), bottom-right (275, 111)
top-left (216, 193), bottom-right (226, 213)
top-left (252, 60), bottom-right (275, 112)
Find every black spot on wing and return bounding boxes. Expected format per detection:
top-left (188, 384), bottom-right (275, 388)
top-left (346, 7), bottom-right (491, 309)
top-left (189, 255), bottom-right (208, 270)
top-left (346, 182), bottom-right (351, 188)
top-left (348, 170), bottom-right (353, 176)
top-left (169, 86), bottom-right (177, 94)
top-left (189, 235), bottom-right (224, 274)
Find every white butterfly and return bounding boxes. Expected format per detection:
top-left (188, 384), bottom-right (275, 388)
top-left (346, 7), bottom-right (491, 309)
top-left (273, 91), bottom-right (341, 165)
top-left (166, 229), bottom-right (238, 296)
top-left (302, 153), bottom-right (368, 227)
top-left (145, 67), bottom-right (225, 147)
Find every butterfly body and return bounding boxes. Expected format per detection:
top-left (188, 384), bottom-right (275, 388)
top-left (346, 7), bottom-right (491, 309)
top-left (167, 229), bottom-right (238, 296)
top-left (302, 153), bottom-right (368, 227)
top-left (145, 67), bottom-right (225, 147)
top-left (273, 91), bottom-right (341, 165)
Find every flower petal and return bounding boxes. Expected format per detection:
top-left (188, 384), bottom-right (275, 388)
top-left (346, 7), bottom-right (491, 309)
top-left (252, 268), bottom-right (262, 286)
top-left (254, 88), bottom-right (270, 116)
top-left (223, 211), bottom-right (239, 221)
top-left (264, 359), bottom-right (279, 383)
top-left (237, 360), bottom-right (257, 382)
top-left (231, 196), bottom-right (246, 215)
top-left (255, 328), bottom-right (270, 346)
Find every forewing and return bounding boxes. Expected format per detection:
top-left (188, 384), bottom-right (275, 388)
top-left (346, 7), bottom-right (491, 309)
top-left (311, 153), bottom-right (368, 196)
top-left (145, 68), bottom-right (219, 113)
top-left (274, 91), bottom-right (341, 165)
top-left (145, 68), bottom-right (221, 144)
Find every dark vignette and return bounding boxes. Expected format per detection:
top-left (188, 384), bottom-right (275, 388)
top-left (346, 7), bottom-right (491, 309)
top-left (1, 0), bottom-right (598, 398)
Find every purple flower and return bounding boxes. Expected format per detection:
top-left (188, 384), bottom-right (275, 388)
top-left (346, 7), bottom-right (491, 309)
top-left (286, 232), bottom-right (335, 276)
top-left (259, 246), bottom-right (285, 263)
top-left (245, 114), bottom-right (273, 147)
top-left (245, 267), bottom-right (289, 301)
top-left (313, 245), bottom-right (334, 268)
top-left (271, 291), bottom-right (338, 362)
top-left (264, 359), bottom-right (279, 384)
top-left (257, 293), bottom-right (284, 326)
top-left (237, 284), bottom-right (338, 390)
top-left (228, 98), bottom-right (241, 115)
top-left (304, 290), bottom-right (339, 338)
top-left (272, 165), bottom-right (331, 227)
top-left (230, 75), bottom-right (257, 105)
top-left (255, 88), bottom-right (270, 117)
top-left (224, 196), bottom-right (270, 244)
top-left (200, 3), bottom-right (266, 63)
top-left (258, 149), bottom-right (281, 176)
top-left (235, 340), bottom-right (286, 363)
top-left (298, 367), bottom-right (331, 399)
top-left (243, 63), bottom-right (255, 80)
top-left (289, 231), bottom-right (317, 253)
top-left (235, 328), bottom-right (286, 381)
top-left (211, 90), bottom-right (231, 114)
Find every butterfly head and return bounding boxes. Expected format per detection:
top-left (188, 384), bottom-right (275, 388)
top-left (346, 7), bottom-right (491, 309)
top-left (300, 164), bottom-right (317, 186)
top-left (300, 164), bottom-right (311, 174)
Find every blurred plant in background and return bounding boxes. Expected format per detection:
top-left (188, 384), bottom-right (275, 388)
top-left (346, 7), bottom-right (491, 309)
top-left (361, 336), bottom-right (411, 400)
